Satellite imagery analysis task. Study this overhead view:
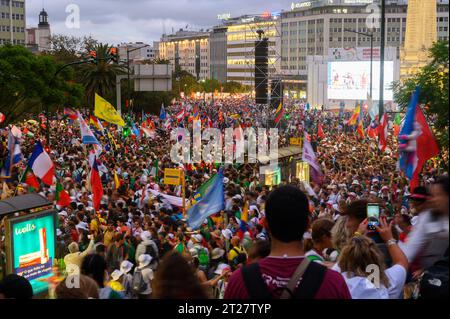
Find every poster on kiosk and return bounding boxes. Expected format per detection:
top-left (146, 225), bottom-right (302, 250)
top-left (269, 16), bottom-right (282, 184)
top-left (5, 210), bottom-right (57, 295)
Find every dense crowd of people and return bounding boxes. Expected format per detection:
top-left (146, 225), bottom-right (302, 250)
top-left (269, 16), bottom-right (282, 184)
top-left (0, 97), bottom-right (448, 300)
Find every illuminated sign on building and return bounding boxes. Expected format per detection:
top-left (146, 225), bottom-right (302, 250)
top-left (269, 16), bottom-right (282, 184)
top-left (291, 1), bottom-right (313, 10)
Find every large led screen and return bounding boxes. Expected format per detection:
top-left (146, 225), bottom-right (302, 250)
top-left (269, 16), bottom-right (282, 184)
top-left (327, 61), bottom-right (394, 101)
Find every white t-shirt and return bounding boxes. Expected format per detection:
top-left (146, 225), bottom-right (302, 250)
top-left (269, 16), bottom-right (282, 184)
top-left (332, 264), bottom-right (406, 299)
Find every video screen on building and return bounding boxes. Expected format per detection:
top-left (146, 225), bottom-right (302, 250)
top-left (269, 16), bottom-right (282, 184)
top-left (327, 61), bottom-right (394, 101)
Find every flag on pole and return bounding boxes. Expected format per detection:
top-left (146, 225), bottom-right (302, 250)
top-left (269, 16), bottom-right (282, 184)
top-left (176, 109), bottom-right (186, 122)
top-left (55, 182), bottom-right (71, 207)
top-left (393, 113), bottom-right (402, 136)
top-left (78, 112), bottom-right (100, 145)
top-left (27, 141), bottom-right (54, 186)
top-left (114, 171), bottom-right (121, 190)
top-left (193, 105), bottom-right (200, 121)
top-left (192, 173), bottom-right (218, 205)
top-left (348, 104), bottom-right (361, 126)
top-left (64, 107), bottom-right (78, 120)
top-left (1, 130), bottom-right (22, 177)
top-left (164, 118), bottom-right (172, 130)
top-left (398, 87), bottom-right (440, 191)
top-left (357, 118), bottom-right (365, 139)
top-left (22, 166), bottom-right (40, 191)
top-left (378, 113), bottom-right (388, 152)
top-left (90, 158), bottom-right (103, 211)
top-left (94, 93), bottom-right (125, 127)
top-left (274, 102), bottom-right (284, 125)
top-left (141, 127), bottom-right (156, 139)
top-left (89, 115), bottom-right (105, 134)
top-left (160, 104), bottom-right (167, 120)
top-left (302, 133), bottom-right (323, 184)
top-left (317, 123), bottom-right (325, 139)
top-left (187, 168), bottom-right (224, 230)
top-left (367, 119), bottom-right (379, 139)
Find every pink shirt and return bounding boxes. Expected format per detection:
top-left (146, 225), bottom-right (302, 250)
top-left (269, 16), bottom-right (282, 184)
top-left (225, 256), bottom-right (351, 299)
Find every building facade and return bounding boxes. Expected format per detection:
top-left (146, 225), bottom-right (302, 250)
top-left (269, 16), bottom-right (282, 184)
top-left (210, 25), bottom-right (228, 83)
top-left (222, 15), bottom-right (281, 86)
top-left (0, 0), bottom-right (26, 46)
top-left (159, 30), bottom-right (210, 80)
top-left (118, 42), bottom-right (159, 63)
top-left (26, 8), bottom-right (51, 52)
top-left (280, 0), bottom-right (449, 98)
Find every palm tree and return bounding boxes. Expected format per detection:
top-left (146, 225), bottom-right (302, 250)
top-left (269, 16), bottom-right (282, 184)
top-left (80, 43), bottom-right (125, 108)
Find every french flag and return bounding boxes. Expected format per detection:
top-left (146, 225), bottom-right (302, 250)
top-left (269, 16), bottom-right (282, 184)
top-left (78, 112), bottom-right (100, 145)
top-left (28, 141), bottom-right (54, 186)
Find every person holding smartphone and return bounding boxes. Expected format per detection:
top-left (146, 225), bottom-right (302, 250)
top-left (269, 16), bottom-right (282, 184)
top-left (332, 216), bottom-right (409, 299)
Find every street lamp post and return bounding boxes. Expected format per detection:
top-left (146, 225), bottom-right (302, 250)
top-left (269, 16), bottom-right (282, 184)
top-left (345, 29), bottom-right (374, 99)
top-left (379, 0), bottom-right (386, 119)
top-left (126, 44), bottom-right (150, 115)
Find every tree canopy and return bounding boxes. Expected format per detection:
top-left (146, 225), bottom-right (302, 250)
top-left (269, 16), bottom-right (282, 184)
top-left (0, 45), bottom-right (83, 125)
top-left (392, 40), bottom-right (449, 150)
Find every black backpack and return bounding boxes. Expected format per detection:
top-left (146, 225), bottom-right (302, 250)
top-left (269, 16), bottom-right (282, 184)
top-left (419, 248), bottom-right (449, 299)
top-left (241, 258), bottom-right (327, 299)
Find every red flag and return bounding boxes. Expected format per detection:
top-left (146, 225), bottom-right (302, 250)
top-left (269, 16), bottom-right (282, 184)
top-left (357, 120), bottom-right (365, 139)
top-left (410, 106), bottom-right (440, 191)
top-left (24, 168), bottom-right (40, 191)
top-left (378, 113), bottom-right (388, 152)
top-left (56, 183), bottom-right (71, 207)
top-left (90, 159), bottom-right (103, 211)
top-left (317, 124), bottom-right (325, 139)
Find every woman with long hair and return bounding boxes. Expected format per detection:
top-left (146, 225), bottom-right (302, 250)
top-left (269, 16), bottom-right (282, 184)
top-left (333, 217), bottom-right (408, 299)
top-left (152, 251), bottom-right (211, 299)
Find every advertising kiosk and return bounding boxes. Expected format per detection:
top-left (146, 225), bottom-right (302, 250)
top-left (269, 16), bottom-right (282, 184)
top-left (0, 194), bottom-right (57, 296)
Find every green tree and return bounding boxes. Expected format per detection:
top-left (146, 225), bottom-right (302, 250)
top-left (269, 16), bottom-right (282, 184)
top-left (223, 81), bottom-right (249, 93)
top-left (47, 34), bottom-right (99, 65)
top-left (392, 40), bottom-right (449, 150)
top-left (80, 43), bottom-right (126, 107)
top-left (0, 45), bottom-right (83, 125)
top-left (200, 79), bottom-right (221, 93)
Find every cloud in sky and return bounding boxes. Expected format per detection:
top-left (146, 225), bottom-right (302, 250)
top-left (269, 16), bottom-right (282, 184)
top-left (27, 0), bottom-right (293, 45)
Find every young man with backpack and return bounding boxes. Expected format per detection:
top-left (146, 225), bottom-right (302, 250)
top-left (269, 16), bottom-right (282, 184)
top-left (227, 236), bottom-right (247, 270)
top-left (135, 231), bottom-right (159, 271)
top-left (132, 254), bottom-right (154, 299)
top-left (224, 186), bottom-right (351, 299)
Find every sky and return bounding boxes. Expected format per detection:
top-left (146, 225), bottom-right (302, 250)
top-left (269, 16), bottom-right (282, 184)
top-left (27, 0), bottom-right (294, 45)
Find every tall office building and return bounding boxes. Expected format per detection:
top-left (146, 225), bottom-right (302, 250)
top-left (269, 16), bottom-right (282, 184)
top-left (280, 0), bottom-right (449, 98)
top-left (0, 0), bottom-right (26, 46)
top-left (210, 25), bottom-right (228, 83)
top-left (222, 14), bottom-right (281, 86)
top-left (159, 29), bottom-right (210, 80)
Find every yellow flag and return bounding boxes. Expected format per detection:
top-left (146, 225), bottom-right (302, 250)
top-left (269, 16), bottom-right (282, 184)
top-left (94, 93), bottom-right (125, 127)
top-left (107, 130), bottom-right (118, 150)
top-left (114, 171), bottom-right (120, 189)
